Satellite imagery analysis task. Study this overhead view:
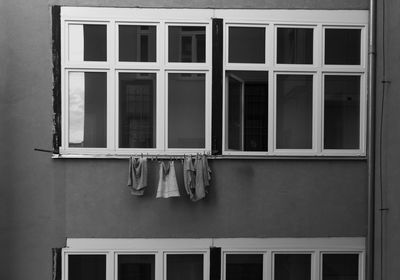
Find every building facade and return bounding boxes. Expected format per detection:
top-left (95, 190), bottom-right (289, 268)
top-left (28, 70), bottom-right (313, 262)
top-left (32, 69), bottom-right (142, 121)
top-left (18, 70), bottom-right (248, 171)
top-left (0, 0), bottom-right (398, 280)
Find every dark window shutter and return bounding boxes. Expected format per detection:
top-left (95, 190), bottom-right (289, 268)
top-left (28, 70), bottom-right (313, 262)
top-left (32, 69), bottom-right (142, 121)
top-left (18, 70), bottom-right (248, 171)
top-left (52, 248), bottom-right (62, 280)
top-left (212, 18), bottom-right (223, 155)
top-left (52, 6), bottom-right (61, 154)
top-left (210, 247), bottom-right (221, 280)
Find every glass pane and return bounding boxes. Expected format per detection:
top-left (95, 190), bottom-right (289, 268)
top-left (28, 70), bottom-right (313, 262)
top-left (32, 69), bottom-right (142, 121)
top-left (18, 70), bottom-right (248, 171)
top-left (324, 75), bottom-right (360, 149)
top-left (68, 72), bottom-right (107, 148)
top-left (119, 25), bottom-right (156, 62)
top-left (227, 71), bottom-right (268, 151)
top-left (229, 27), bottom-right (265, 63)
top-left (167, 254), bottom-right (203, 280)
top-left (68, 255), bottom-right (106, 280)
top-left (322, 254), bottom-right (359, 280)
top-left (169, 26), bottom-right (206, 62)
top-left (118, 255), bottom-right (155, 280)
top-left (226, 254), bottom-right (263, 280)
top-left (276, 75), bottom-right (313, 149)
top-left (69, 24), bottom-right (107, 61)
top-left (277, 28), bottom-right (313, 64)
top-left (274, 254), bottom-right (311, 280)
top-left (168, 73), bottom-right (205, 148)
top-left (119, 73), bottom-right (156, 148)
top-left (325, 29), bottom-right (361, 65)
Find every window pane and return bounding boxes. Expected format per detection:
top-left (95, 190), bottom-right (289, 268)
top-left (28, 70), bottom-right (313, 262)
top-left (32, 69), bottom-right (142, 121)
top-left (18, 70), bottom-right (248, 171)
top-left (167, 254), bottom-right (203, 280)
top-left (68, 255), bottom-right (106, 280)
top-left (69, 24), bottom-right (107, 61)
top-left (169, 26), bottom-right (205, 62)
top-left (119, 25), bottom-right (156, 62)
top-left (322, 254), bottom-right (359, 280)
top-left (118, 255), bottom-right (155, 280)
top-left (277, 28), bottom-right (313, 64)
top-left (226, 254), bottom-right (263, 280)
top-left (229, 27), bottom-right (265, 63)
top-left (276, 75), bottom-right (313, 149)
top-left (119, 73), bottom-right (156, 148)
top-left (227, 71), bottom-right (268, 151)
top-left (68, 72), bottom-right (107, 148)
top-left (324, 75), bottom-right (360, 149)
top-left (325, 29), bottom-right (361, 65)
top-left (168, 73), bottom-right (205, 148)
top-left (274, 254), bottom-right (311, 280)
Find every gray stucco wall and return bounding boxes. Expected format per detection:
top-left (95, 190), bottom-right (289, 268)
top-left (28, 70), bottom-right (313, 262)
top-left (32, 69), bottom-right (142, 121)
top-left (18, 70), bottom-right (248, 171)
top-left (65, 159), bottom-right (366, 237)
top-left (1, 0), bottom-right (369, 280)
top-left (375, 1), bottom-right (400, 280)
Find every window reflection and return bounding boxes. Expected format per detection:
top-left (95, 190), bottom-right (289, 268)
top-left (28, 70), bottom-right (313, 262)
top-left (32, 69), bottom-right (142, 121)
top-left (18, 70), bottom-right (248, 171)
top-left (69, 24), bottom-right (107, 61)
top-left (68, 72), bottom-right (107, 148)
top-left (274, 254), bottom-right (311, 280)
top-left (167, 254), bottom-right (203, 280)
top-left (325, 29), bottom-right (361, 65)
top-left (169, 26), bottom-right (205, 62)
top-left (229, 27), bottom-right (265, 63)
top-left (324, 75), bottom-right (360, 149)
top-left (119, 25), bottom-right (156, 62)
top-left (119, 73), bottom-right (156, 148)
top-left (322, 254), bottom-right (359, 280)
top-left (277, 27), bottom-right (313, 64)
top-left (68, 255), bottom-right (106, 280)
top-left (118, 255), bottom-right (155, 280)
top-left (168, 73), bottom-right (205, 148)
top-left (276, 74), bottom-right (313, 149)
top-left (226, 254), bottom-right (263, 280)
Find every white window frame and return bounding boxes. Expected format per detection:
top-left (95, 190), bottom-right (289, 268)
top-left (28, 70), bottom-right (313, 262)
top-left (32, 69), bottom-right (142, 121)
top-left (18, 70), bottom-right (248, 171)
top-left (59, 8), bottom-right (368, 157)
top-left (62, 237), bottom-right (365, 280)
top-left (60, 7), bottom-right (213, 156)
top-left (220, 10), bottom-right (368, 157)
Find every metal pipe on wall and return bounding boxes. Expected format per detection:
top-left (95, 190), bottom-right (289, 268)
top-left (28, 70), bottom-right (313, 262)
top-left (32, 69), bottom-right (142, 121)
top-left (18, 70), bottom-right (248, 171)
top-left (367, 0), bottom-right (377, 278)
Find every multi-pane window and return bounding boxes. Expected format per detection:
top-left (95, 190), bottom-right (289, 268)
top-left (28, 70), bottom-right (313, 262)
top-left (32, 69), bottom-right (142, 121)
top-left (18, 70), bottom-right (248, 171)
top-left (61, 8), bottom-right (212, 155)
top-left (60, 8), bottom-right (367, 156)
top-left (223, 19), bottom-right (366, 156)
top-left (63, 238), bottom-right (364, 280)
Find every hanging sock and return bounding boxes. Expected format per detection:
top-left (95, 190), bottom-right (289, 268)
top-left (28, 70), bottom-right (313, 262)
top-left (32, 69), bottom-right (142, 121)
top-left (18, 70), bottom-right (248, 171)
top-left (183, 155), bottom-right (196, 200)
top-left (128, 156), bottom-right (148, 196)
top-left (156, 161), bottom-right (180, 198)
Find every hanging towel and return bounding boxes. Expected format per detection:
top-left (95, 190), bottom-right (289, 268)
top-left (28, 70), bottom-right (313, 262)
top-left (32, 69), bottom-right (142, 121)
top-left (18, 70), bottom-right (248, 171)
top-left (183, 155), bottom-right (196, 200)
top-left (156, 161), bottom-right (180, 198)
top-left (128, 156), bottom-right (148, 196)
top-left (192, 155), bottom-right (212, 201)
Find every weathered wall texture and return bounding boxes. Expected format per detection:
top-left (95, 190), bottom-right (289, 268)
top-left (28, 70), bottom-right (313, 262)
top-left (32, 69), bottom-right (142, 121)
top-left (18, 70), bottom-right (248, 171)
top-left (1, 0), bottom-right (369, 280)
top-left (375, 0), bottom-right (400, 279)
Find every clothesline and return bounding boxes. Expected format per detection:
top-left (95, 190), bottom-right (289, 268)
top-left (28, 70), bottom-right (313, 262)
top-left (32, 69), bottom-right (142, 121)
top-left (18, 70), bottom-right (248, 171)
top-left (128, 153), bottom-right (212, 201)
top-left (128, 152), bottom-right (216, 161)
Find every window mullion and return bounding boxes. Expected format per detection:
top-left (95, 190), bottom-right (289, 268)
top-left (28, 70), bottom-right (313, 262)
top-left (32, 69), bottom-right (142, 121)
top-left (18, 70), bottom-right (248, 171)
top-left (158, 21), bottom-right (166, 152)
top-left (264, 251), bottom-right (272, 280)
top-left (108, 20), bottom-right (116, 153)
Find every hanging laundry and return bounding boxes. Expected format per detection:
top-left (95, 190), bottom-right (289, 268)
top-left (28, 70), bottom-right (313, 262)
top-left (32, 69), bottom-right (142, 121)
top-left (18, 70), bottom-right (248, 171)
top-left (156, 161), bottom-right (180, 198)
top-left (191, 154), bottom-right (212, 202)
top-left (128, 156), bottom-right (148, 196)
top-left (183, 155), bottom-right (196, 200)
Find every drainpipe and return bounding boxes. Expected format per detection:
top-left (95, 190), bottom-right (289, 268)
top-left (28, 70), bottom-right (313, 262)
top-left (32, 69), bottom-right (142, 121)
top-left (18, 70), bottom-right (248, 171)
top-left (367, 0), bottom-right (377, 279)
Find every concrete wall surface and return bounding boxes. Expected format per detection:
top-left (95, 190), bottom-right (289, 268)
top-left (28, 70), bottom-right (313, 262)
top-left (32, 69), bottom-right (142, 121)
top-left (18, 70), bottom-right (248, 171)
top-left (1, 0), bottom-right (369, 280)
top-left (375, 0), bottom-right (400, 280)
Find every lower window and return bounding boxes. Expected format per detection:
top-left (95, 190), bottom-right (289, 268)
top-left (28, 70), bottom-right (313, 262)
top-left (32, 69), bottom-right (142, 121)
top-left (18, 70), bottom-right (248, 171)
top-left (63, 238), bottom-right (364, 280)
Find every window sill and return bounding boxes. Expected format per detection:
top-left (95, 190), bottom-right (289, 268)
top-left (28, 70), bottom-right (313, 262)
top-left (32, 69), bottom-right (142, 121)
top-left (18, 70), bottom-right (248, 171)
top-left (52, 153), bottom-right (367, 161)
